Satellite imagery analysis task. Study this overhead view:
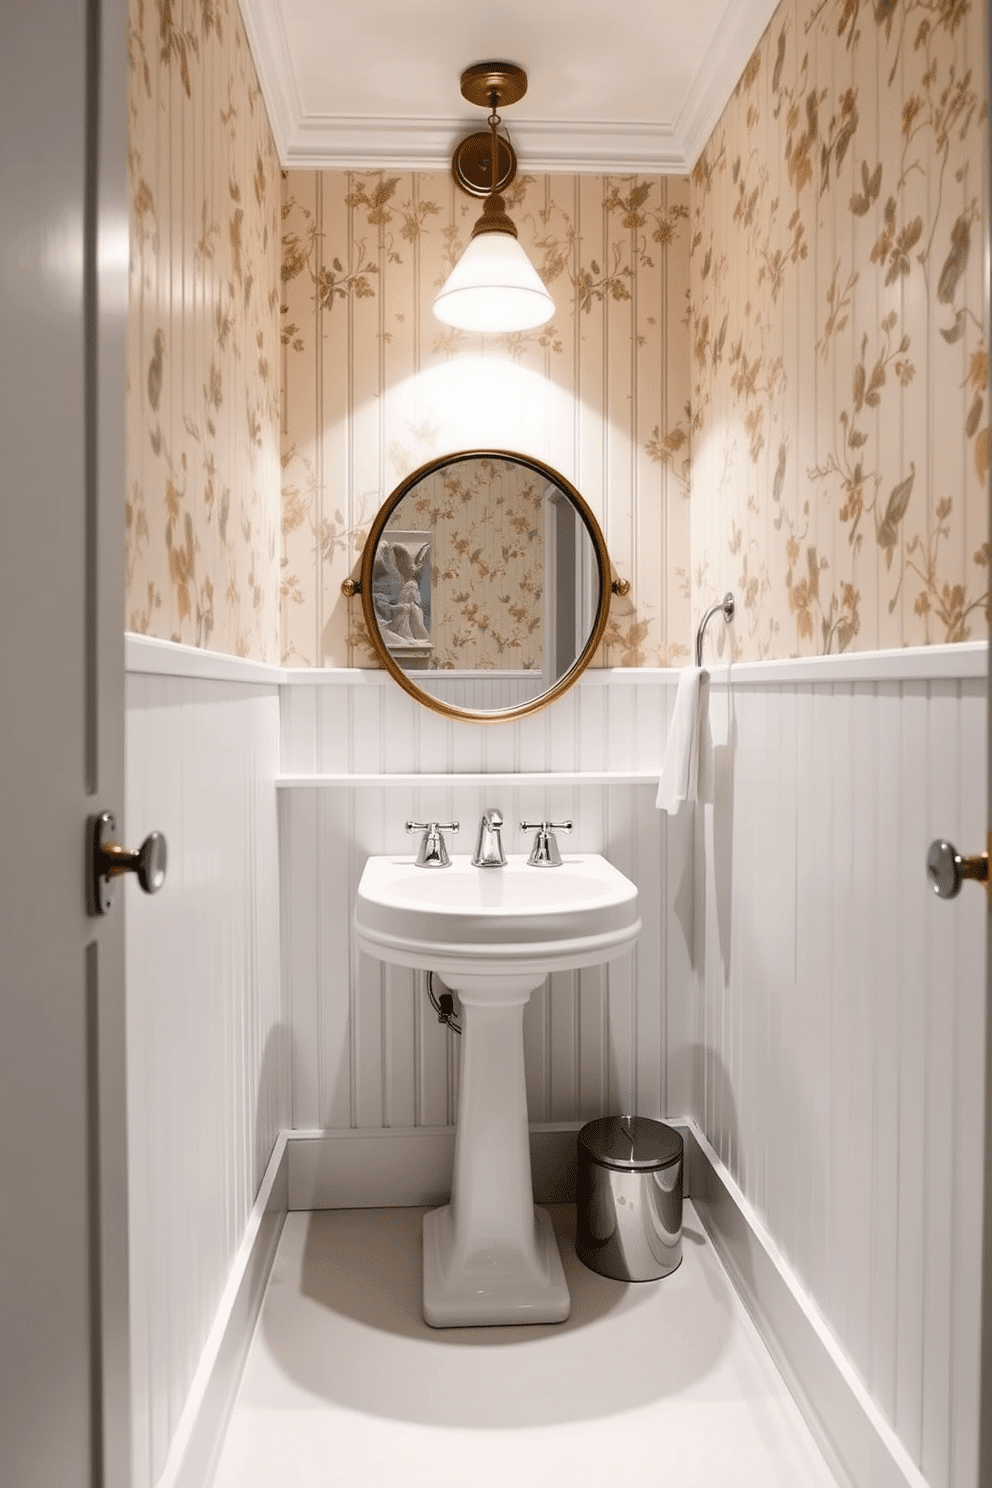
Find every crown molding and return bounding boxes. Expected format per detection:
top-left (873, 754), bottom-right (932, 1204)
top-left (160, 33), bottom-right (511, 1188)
top-left (674, 0), bottom-right (780, 166)
top-left (238, 0), bottom-right (781, 176)
top-left (237, 0), bottom-right (302, 155)
top-left (283, 115), bottom-right (687, 173)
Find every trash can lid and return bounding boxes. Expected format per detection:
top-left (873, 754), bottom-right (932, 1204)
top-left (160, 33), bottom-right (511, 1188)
top-left (578, 1116), bottom-right (683, 1171)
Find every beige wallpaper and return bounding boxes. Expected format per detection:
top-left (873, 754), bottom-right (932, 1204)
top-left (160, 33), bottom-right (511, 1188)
top-left (690, 0), bottom-right (990, 658)
top-left (126, 0), bottom-right (282, 661)
top-left (125, 2), bottom-right (988, 668)
top-left (280, 171), bottom-right (693, 667)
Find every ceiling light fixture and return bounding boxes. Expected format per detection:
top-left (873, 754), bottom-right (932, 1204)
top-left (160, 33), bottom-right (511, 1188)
top-left (433, 63), bottom-right (555, 335)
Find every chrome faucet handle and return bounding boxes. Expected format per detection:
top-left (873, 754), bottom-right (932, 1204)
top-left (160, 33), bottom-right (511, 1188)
top-left (472, 807), bottom-right (506, 867)
top-left (520, 820), bottom-right (573, 867)
top-left (406, 820), bottom-right (459, 868)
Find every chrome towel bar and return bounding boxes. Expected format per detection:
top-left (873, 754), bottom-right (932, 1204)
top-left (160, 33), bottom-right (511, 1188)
top-left (695, 592), bottom-right (735, 667)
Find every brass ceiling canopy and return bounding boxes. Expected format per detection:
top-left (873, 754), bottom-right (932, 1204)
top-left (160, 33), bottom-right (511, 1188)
top-left (450, 63), bottom-right (527, 197)
top-left (459, 62), bottom-right (528, 110)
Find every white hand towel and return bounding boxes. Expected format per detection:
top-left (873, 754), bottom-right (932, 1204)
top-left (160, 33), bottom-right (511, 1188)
top-left (656, 667), bottom-right (712, 814)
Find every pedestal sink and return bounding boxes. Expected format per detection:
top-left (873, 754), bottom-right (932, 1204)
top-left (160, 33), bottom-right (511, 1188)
top-left (354, 853), bottom-right (640, 1327)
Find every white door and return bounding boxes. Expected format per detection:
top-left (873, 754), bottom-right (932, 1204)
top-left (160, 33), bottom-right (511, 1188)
top-left (977, 9), bottom-right (992, 1476)
top-left (981, 684), bottom-right (992, 1471)
top-left (0, 1), bottom-right (131, 1484)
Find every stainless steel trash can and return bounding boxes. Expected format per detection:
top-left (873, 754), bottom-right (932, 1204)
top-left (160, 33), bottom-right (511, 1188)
top-left (575, 1117), bottom-right (683, 1281)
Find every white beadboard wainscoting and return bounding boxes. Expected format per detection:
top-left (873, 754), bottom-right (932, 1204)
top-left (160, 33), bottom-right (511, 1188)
top-left (692, 644), bottom-right (987, 1488)
top-left (124, 637), bottom-right (290, 1488)
top-left (278, 643), bottom-right (987, 1488)
top-left (412, 668), bottom-right (542, 710)
top-left (122, 636), bottom-right (987, 1488)
top-left (278, 668), bottom-right (693, 1134)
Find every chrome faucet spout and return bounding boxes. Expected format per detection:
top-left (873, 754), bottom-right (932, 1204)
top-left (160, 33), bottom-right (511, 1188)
top-left (472, 807), bottom-right (506, 867)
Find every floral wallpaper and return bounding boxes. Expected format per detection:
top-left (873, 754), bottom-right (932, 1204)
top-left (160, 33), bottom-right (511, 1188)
top-left (385, 458), bottom-right (546, 671)
top-left (690, 0), bottom-right (990, 658)
top-left (280, 171), bottom-right (692, 668)
top-left (126, 0), bottom-right (282, 661)
top-left (126, 0), bottom-right (988, 668)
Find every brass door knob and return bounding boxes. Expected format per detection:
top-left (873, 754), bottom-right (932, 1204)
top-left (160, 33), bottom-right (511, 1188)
top-left (87, 811), bottom-right (168, 916)
top-left (926, 839), bottom-right (989, 900)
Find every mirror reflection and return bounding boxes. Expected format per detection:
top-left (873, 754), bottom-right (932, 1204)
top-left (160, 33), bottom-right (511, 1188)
top-left (359, 452), bottom-right (610, 721)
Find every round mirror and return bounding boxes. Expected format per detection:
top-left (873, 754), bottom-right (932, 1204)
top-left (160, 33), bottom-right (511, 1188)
top-left (355, 450), bottom-right (613, 722)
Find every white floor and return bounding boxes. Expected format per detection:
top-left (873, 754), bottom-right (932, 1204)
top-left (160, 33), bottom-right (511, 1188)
top-left (211, 1201), bottom-right (842, 1488)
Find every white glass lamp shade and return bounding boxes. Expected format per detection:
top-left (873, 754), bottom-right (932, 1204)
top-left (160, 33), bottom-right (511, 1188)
top-left (433, 230), bottom-right (555, 333)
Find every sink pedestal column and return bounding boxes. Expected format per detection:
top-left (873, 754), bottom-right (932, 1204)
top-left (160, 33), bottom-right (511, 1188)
top-left (422, 972), bottom-right (570, 1327)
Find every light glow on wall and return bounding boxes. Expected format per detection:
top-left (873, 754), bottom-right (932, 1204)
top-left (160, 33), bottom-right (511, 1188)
top-left (380, 357), bottom-right (579, 482)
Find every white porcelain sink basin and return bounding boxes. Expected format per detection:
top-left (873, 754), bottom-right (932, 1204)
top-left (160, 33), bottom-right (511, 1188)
top-left (354, 853), bottom-right (640, 982)
top-left (354, 848), bottom-right (641, 1329)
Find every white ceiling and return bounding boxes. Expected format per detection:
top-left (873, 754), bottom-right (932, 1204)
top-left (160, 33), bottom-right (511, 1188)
top-left (238, 0), bottom-right (781, 174)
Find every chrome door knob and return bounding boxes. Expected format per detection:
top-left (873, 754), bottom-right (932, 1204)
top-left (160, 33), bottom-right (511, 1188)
top-left (87, 810), bottom-right (168, 915)
top-left (926, 839), bottom-right (989, 900)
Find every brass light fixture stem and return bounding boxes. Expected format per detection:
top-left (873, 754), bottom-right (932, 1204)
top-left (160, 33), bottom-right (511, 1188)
top-left (469, 90), bottom-right (518, 240)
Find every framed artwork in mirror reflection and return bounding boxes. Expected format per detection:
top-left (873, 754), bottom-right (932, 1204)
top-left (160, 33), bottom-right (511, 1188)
top-left (372, 531), bottom-right (433, 667)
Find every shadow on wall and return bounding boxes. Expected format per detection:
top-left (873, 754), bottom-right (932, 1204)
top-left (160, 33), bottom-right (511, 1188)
top-left (667, 678), bottom-right (737, 984)
top-left (683, 1021), bottom-right (827, 1325)
top-left (681, 1042), bottom-right (750, 1310)
top-left (254, 1021), bottom-right (294, 1182)
top-left (708, 686), bottom-right (736, 976)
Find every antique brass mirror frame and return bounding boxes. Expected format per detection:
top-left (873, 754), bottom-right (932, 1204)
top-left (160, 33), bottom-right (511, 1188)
top-left (347, 449), bottom-right (617, 724)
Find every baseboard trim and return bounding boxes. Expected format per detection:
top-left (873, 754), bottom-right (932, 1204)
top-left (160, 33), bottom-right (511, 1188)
top-left (162, 1121), bottom-right (927, 1488)
top-left (284, 1121), bottom-right (701, 1211)
top-left (155, 1134), bottom-right (289, 1488)
top-left (286, 1121), bottom-right (631, 1209)
top-left (683, 1119), bottom-right (929, 1488)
